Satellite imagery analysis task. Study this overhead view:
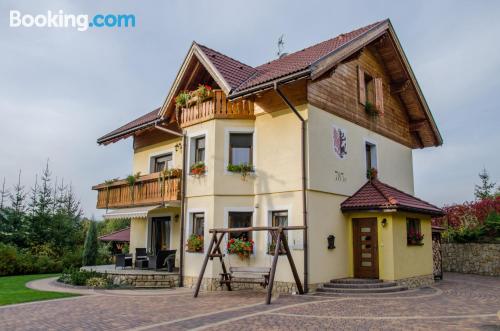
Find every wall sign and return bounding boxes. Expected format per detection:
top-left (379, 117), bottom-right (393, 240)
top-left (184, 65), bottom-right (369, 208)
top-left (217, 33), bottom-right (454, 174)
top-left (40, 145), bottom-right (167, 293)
top-left (332, 125), bottom-right (347, 159)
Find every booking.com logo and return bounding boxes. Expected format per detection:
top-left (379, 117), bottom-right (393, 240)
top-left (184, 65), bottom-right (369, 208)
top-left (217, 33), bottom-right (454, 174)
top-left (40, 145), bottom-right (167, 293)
top-left (9, 10), bottom-right (135, 31)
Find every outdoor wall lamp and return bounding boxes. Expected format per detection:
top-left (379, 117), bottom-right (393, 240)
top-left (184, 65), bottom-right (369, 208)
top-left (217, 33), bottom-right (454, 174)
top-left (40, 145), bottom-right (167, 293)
top-left (382, 218), bottom-right (387, 227)
top-left (174, 214), bottom-right (180, 222)
top-left (327, 235), bottom-right (336, 249)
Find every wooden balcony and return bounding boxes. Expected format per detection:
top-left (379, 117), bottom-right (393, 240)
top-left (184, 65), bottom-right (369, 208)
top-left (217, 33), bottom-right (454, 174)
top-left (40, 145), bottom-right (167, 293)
top-left (179, 90), bottom-right (255, 128)
top-left (92, 173), bottom-right (181, 209)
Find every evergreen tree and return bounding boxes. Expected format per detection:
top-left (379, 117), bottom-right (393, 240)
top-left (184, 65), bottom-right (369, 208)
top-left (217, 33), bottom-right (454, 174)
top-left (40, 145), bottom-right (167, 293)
top-left (82, 220), bottom-right (98, 266)
top-left (10, 170), bottom-right (26, 214)
top-left (474, 168), bottom-right (496, 200)
top-left (35, 161), bottom-right (53, 217)
top-left (0, 177), bottom-right (7, 209)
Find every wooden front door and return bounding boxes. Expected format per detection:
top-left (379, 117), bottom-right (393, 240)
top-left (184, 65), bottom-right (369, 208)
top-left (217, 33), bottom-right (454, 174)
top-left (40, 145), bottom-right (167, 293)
top-left (353, 218), bottom-right (379, 278)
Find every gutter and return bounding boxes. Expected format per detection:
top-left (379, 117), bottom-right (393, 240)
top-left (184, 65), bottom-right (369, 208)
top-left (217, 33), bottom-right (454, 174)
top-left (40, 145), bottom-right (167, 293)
top-left (229, 69), bottom-right (310, 101)
top-left (274, 82), bottom-right (309, 294)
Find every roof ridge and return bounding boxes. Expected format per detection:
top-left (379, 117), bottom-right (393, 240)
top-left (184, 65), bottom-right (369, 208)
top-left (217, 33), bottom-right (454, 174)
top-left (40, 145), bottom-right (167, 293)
top-left (374, 179), bottom-right (442, 210)
top-left (196, 43), bottom-right (255, 71)
top-left (371, 179), bottom-right (398, 206)
top-left (253, 20), bottom-right (385, 71)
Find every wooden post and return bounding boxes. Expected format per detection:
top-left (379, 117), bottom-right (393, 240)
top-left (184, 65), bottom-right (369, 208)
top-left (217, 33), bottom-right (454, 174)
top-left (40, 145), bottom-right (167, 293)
top-left (194, 232), bottom-right (217, 298)
top-left (281, 230), bottom-right (304, 294)
top-left (213, 233), bottom-right (231, 291)
top-left (266, 228), bottom-right (282, 304)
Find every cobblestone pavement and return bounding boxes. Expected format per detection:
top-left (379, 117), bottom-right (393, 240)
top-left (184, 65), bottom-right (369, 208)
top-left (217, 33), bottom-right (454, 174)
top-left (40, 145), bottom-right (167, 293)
top-left (1, 273), bottom-right (498, 330)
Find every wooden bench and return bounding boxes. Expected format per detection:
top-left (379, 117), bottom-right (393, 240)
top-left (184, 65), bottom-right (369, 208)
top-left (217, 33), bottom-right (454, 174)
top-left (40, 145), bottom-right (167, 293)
top-left (220, 267), bottom-right (271, 288)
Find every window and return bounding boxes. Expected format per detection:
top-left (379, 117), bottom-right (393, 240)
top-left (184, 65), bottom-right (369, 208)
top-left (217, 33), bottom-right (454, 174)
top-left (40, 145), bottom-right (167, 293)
top-left (406, 218), bottom-right (423, 245)
top-left (229, 133), bottom-right (253, 165)
top-left (365, 142), bottom-right (377, 178)
top-left (191, 213), bottom-right (204, 237)
top-left (151, 153), bottom-right (173, 173)
top-left (194, 137), bottom-right (205, 163)
top-left (358, 66), bottom-right (384, 113)
top-left (269, 210), bottom-right (288, 254)
top-left (228, 211), bottom-right (252, 241)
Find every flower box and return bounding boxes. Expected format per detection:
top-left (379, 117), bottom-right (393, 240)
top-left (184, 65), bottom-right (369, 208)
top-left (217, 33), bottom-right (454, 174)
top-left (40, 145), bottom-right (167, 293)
top-left (227, 238), bottom-right (254, 259)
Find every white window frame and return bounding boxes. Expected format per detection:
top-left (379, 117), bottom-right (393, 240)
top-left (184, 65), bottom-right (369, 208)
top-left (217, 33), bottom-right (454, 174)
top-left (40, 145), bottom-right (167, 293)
top-left (187, 129), bottom-right (208, 167)
top-left (363, 138), bottom-right (378, 174)
top-left (223, 206), bottom-right (256, 253)
top-left (186, 208), bottom-right (207, 254)
top-left (266, 205), bottom-right (294, 253)
top-left (148, 149), bottom-right (175, 174)
top-left (224, 127), bottom-right (256, 175)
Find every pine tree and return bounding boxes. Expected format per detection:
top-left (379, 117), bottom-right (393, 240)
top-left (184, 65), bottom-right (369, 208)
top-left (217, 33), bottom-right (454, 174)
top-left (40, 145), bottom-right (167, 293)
top-left (474, 168), bottom-right (496, 200)
top-left (0, 177), bottom-right (8, 209)
top-left (82, 220), bottom-right (98, 266)
top-left (10, 170), bottom-right (26, 214)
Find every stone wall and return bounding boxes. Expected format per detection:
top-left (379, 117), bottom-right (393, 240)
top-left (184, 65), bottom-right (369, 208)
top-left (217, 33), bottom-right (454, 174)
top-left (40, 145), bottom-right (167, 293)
top-left (103, 272), bottom-right (179, 288)
top-left (183, 276), bottom-right (316, 294)
top-left (442, 243), bottom-right (500, 276)
top-left (395, 274), bottom-right (434, 289)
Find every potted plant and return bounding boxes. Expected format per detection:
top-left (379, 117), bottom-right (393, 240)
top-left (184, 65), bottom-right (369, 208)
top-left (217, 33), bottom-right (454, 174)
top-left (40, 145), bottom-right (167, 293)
top-left (407, 229), bottom-right (424, 245)
top-left (190, 162), bottom-right (207, 177)
top-left (192, 84), bottom-right (212, 104)
top-left (365, 101), bottom-right (379, 116)
top-left (366, 167), bottom-right (378, 180)
top-left (175, 91), bottom-right (191, 109)
top-left (186, 234), bottom-right (204, 252)
top-left (227, 163), bottom-right (254, 180)
top-left (227, 238), bottom-right (254, 259)
top-left (126, 172), bottom-right (141, 203)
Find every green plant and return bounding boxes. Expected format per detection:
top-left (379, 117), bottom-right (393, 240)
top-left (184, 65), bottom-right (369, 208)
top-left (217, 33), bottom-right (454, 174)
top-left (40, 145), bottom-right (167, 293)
top-left (227, 238), bottom-right (254, 259)
top-left (366, 167), bottom-right (378, 180)
top-left (82, 221), bottom-right (98, 266)
top-left (268, 241), bottom-right (286, 255)
top-left (86, 277), bottom-right (109, 288)
top-left (365, 101), bottom-right (378, 116)
top-left (483, 211), bottom-right (500, 237)
top-left (126, 172), bottom-right (141, 202)
top-left (175, 91), bottom-right (191, 109)
top-left (186, 234), bottom-right (204, 252)
top-left (227, 163), bottom-right (254, 180)
top-left (59, 267), bottom-right (100, 286)
top-left (194, 84), bottom-right (212, 103)
top-left (190, 162), bottom-right (207, 177)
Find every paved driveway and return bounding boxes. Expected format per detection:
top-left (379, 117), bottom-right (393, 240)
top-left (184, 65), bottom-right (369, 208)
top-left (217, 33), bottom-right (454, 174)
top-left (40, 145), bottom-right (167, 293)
top-left (0, 273), bottom-right (498, 330)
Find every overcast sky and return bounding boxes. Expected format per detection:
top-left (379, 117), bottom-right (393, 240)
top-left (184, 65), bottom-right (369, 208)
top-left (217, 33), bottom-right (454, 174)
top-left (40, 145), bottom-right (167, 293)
top-left (1, 0), bottom-right (499, 218)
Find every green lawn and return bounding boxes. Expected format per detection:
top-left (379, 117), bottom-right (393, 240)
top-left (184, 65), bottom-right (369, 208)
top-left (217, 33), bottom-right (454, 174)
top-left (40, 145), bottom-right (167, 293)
top-left (0, 274), bottom-right (78, 306)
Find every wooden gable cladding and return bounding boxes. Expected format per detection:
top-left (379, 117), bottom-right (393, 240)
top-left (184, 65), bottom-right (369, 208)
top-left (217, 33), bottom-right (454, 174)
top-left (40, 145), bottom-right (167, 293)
top-left (309, 47), bottom-right (418, 148)
top-left (253, 79), bottom-right (308, 114)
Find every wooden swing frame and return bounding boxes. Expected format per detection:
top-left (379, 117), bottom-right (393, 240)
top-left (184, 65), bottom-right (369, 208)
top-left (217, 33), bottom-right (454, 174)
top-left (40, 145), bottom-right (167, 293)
top-left (193, 226), bottom-right (305, 304)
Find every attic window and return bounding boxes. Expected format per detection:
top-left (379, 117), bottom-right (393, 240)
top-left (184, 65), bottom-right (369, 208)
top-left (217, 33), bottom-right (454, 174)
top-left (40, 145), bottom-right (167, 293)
top-left (358, 66), bottom-right (384, 114)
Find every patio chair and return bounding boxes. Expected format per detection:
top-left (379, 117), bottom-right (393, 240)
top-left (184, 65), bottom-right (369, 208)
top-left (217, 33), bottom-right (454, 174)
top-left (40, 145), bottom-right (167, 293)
top-left (148, 250), bottom-right (176, 272)
top-left (135, 248), bottom-right (149, 269)
top-left (115, 253), bottom-right (132, 269)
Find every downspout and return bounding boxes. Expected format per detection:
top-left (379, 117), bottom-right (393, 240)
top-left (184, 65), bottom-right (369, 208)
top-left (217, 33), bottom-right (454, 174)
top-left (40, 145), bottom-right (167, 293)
top-left (178, 132), bottom-right (187, 287)
top-left (274, 83), bottom-right (309, 293)
top-left (154, 123), bottom-right (186, 287)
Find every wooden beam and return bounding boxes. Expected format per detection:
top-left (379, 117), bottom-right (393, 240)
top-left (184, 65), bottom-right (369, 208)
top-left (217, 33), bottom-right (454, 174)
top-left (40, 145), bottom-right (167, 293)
top-left (390, 79), bottom-right (411, 94)
top-left (266, 229), bottom-right (282, 304)
top-left (281, 229), bottom-right (304, 295)
top-left (409, 119), bottom-right (427, 132)
top-left (194, 232), bottom-right (217, 298)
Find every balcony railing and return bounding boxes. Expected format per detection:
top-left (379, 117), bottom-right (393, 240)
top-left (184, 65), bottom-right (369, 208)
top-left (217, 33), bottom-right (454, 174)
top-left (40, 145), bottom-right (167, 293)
top-left (92, 173), bottom-right (181, 209)
top-left (179, 90), bottom-right (255, 128)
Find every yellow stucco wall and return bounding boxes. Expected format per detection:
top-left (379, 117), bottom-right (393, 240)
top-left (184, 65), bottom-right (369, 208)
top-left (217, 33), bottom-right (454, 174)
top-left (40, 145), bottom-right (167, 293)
top-left (133, 138), bottom-right (182, 174)
top-left (392, 213), bottom-right (433, 279)
top-left (130, 218), bottom-right (147, 258)
top-left (308, 104), bottom-right (414, 196)
top-left (345, 212), bottom-right (432, 281)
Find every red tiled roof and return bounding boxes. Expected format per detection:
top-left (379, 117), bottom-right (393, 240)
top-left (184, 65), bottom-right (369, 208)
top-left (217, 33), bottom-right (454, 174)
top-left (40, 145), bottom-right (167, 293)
top-left (233, 21), bottom-right (384, 92)
top-left (97, 108), bottom-right (160, 144)
top-left (98, 227), bottom-right (130, 242)
top-left (341, 179), bottom-right (444, 216)
top-left (197, 44), bottom-right (257, 90)
top-left (98, 21), bottom-right (386, 144)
